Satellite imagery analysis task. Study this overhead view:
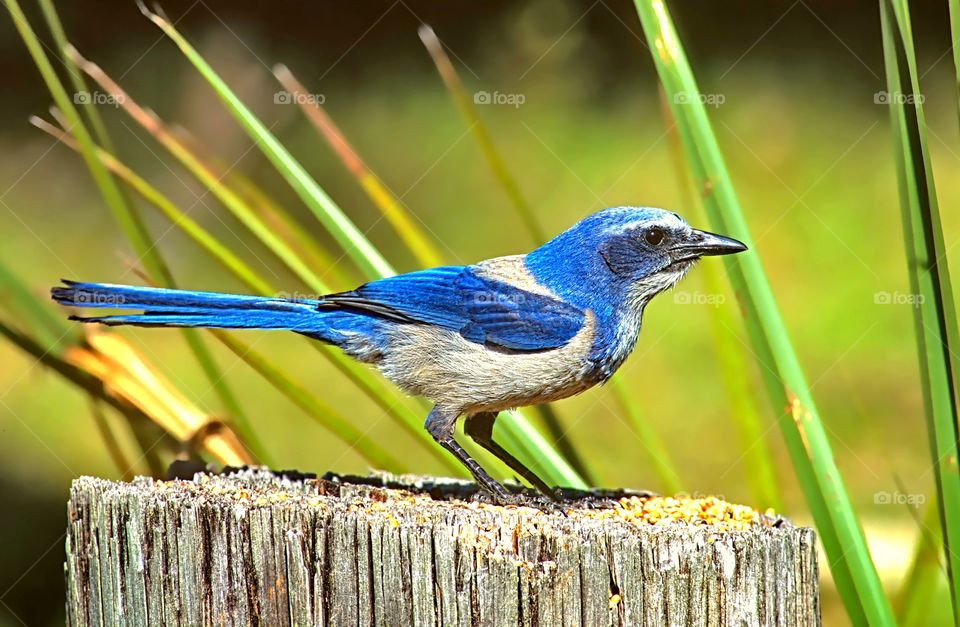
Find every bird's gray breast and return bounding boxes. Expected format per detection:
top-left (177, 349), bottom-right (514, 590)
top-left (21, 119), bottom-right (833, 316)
top-left (375, 255), bottom-right (599, 413)
top-left (377, 313), bottom-right (598, 414)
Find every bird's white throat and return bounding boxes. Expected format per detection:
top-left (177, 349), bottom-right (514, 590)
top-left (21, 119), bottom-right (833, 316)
top-left (629, 259), bottom-right (695, 311)
top-left (604, 260), bottom-right (696, 375)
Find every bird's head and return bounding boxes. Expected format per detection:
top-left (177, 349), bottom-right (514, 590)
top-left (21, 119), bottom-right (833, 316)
top-left (528, 206), bottom-right (747, 310)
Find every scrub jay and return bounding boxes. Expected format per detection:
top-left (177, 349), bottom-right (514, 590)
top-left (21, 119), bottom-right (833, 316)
top-left (52, 206), bottom-right (746, 502)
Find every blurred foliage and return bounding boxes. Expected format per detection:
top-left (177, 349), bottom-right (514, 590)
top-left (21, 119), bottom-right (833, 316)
top-left (636, 0), bottom-right (892, 620)
top-left (1, 0), bottom-right (958, 624)
top-left (880, 0), bottom-right (960, 617)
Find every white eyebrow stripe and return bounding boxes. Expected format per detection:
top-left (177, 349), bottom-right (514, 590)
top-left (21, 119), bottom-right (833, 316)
top-left (603, 217), bottom-right (677, 236)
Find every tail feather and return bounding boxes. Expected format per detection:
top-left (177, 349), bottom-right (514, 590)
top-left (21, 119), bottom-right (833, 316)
top-left (51, 280), bottom-right (324, 331)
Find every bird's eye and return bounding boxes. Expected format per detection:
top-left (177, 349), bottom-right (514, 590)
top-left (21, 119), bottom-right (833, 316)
top-left (644, 227), bottom-right (665, 247)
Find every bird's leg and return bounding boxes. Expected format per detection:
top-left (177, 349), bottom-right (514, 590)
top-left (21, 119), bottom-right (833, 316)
top-left (424, 406), bottom-right (514, 503)
top-left (464, 412), bottom-right (560, 502)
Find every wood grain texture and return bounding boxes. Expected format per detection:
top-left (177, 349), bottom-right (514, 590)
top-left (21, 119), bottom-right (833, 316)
top-left (65, 470), bottom-right (819, 626)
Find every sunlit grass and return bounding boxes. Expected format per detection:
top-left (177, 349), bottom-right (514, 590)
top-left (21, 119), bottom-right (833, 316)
top-left (273, 63), bottom-right (446, 269)
top-left (0, 0), bottom-right (586, 491)
top-left (2, 2), bottom-right (956, 622)
top-left (135, 4), bottom-right (586, 489)
top-left (5, 0), bottom-right (267, 462)
top-left (633, 0), bottom-right (893, 622)
top-left (657, 87), bottom-right (781, 510)
top-left (880, 0), bottom-right (960, 619)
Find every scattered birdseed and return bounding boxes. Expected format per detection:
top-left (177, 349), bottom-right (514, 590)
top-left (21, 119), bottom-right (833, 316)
top-left (575, 495), bottom-right (769, 531)
top-left (153, 474), bottom-right (776, 531)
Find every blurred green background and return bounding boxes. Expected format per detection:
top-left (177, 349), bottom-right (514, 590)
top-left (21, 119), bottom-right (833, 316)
top-left (1, 0), bottom-right (958, 624)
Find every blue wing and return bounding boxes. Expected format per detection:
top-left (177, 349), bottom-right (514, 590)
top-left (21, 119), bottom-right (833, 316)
top-left (318, 266), bottom-right (585, 351)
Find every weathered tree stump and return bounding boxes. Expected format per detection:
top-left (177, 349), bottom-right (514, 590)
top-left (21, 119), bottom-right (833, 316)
top-left (65, 469), bottom-right (819, 626)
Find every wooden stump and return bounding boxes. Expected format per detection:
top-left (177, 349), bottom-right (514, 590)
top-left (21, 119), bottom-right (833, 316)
top-left (65, 469), bottom-right (819, 626)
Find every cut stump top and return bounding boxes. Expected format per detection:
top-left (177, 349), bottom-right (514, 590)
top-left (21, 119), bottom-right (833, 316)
top-left (65, 469), bottom-right (819, 626)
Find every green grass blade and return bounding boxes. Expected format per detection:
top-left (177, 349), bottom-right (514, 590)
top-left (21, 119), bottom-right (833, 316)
top-left (599, 380), bottom-right (672, 491)
top-left (4, 0), bottom-right (157, 279)
top-left (632, 1), bottom-right (891, 623)
top-left (36, 0), bottom-right (111, 149)
top-left (949, 0), bottom-right (960, 127)
top-left (68, 50), bottom-right (331, 297)
top-left (416, 27), bottom-right (600, 484)
top-left (897, 499), bottom-right (944, 626)
top-left (4, 0), bottom-right (261, 463)
top-left (527, 403), bottom-right (595, 486)
top-left (658, 87), bottom-right (781, 510)
top-left (32, 114), bottom-right (459, 475)
top-left (132, 5), bottom-right (583, 489)
top-left (274, 63), bottom-right (446, 269)
top-left (418, 24), bottom-right (544, 245)
top-left (31, 115), bottom-right (275, 295)
top-left (271, 65), bottom-right (594, 486)
top-left (177, 324), bottom-right (270, 462)
top-left (213, 170), bottom-right (356, 289)
top-left (138, 2), bottom-right (392, 280)
top-left (210, 330), bottom-right (407, 473)
top-left (701, 261), bottom-right (782, 511)
top-left (167, 124), bottom-right (357, 288)
top-left (0, 254), bottom-right (75, 348)
top-left (137, 7), bottom-right (584, 490)
top-left (496, 410), bottom-right (586, 488)
top-left (880, 0), bottom-right (960, 616)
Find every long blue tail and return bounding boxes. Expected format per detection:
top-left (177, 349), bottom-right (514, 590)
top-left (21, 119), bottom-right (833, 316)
top-left (51, 280), bottom-right (327, 333)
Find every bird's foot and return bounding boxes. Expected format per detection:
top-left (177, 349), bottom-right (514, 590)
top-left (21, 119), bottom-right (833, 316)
top-left (472, 485), bottom-right (568, 514)
top-left (516, 491), bottom-right (568, 514)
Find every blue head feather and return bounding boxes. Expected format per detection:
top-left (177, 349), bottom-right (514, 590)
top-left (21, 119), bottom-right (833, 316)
top-left (526, 206), bottom-right (709, 376)
top-left (527, 207), bottom-right (691, 306)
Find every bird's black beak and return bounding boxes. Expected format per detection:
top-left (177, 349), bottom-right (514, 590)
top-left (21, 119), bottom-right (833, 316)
top-left (671, 228), bottom-right (748, 262)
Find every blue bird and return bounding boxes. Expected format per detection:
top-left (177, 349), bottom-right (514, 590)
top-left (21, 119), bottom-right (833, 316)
top-left (51, 206), bottom-right (746, 502)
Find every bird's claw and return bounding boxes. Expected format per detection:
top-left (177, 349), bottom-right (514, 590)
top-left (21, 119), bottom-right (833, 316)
top-left (473, 485), bottom-right (568, 514)
top-left (519, 492), bottom-right (568, 514)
